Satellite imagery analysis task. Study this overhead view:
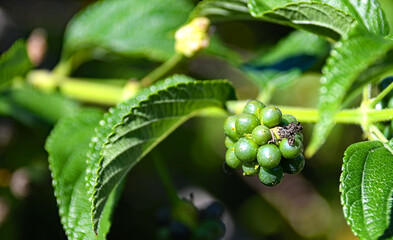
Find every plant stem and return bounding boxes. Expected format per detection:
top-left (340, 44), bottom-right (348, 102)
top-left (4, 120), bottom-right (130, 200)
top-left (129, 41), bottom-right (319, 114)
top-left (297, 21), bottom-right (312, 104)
top-left (28, 70), bottom-right (133, 105)
top-left (369, 81), bottom-right (393, 108)
top-left (152, 153), bottom-right (180, 205)
top-left (59, 79), bottom-right (124, 105)
top-left (225, 100), bottom-right (393, 124)
top-left (140, 53), bottom-right (184, 87)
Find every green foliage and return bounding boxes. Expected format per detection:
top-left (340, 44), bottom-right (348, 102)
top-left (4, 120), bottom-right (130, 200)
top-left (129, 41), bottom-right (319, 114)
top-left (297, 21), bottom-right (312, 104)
top-left (63, 0), bottom-right (193, 62)
top-left (86, 75), bottom-right (236, 232)
top-left (190, 0), bottom-right (250, 21)
top-left (244, 30), bottom-right (328, 94)
top-left (248, 0), bottom-right (389, 37)
top-left (0, 40), bottom-right (32, 90)
top-left (340, 141), bottom-right (393, 239)
top-left (0, 87), bottom-right (79, 126)
top-left (4, 0), bottom-right (393, 239)
top-left (46, 110), bottom-right (120, 240)
top-left (248, 1), bottom-right (355, 40)
top-left (307, 30), bottom-right (393, 156)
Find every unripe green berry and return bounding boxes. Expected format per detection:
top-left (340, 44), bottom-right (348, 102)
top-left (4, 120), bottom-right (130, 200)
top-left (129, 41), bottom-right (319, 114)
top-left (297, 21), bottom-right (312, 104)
top-left (251, 125), bottom-right (272, 146)
top-left (279, 138), bottom-right (302, 159)
top-left (234, 137), bottom-right (258, 162)
top-left (225, 148), bottom-right (242, 169)
top-left (258, 166), bottom-right (284, 186)
top-left (223, 115), bottom-right (241, 140)
top-left (235, 113), bottom-right (260, 135)
top-left (225, 137), bottom-right (236, 149)
top-left (280, 114), bottom-right (298, 126)
top-left (260, 106), bottom-right (282, 127)
top-left (243, 100), bottom-right (266, 118)
top-left (281, 154), bottom-right (305, 174)
top-left (257, 144), bottom-right (282, 169)
top-left (295, 132), bottom-right (304, 142)
top-left (242, 161), bottom-right (260, 176)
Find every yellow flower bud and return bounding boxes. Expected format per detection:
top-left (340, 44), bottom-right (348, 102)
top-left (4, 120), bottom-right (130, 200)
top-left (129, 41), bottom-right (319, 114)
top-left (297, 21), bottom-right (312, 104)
top-left (175, 17), bottom-right (210, 57)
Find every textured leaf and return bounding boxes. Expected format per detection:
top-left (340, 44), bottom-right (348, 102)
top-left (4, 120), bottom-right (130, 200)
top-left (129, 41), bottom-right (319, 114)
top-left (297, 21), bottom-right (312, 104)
top-left (86, 75), bottom-right (236, 232)
top-left (190, 0), bottom-right (251, 21)
top-left (340, 141), bottom-right (393, 239)
top-left (63, 0), bottom-right (193, 62)
top-left (243, 30), bottom-right (328, 89)
top-left (0, 40), bottom-right (32, 89)
top-left (248, 1), bottom-right (355, 40)
top-left (46, 110), bottom-right (120, 240)
top-left (306, 30), bottom-right (393, 157)
top-left (248, 0), bottom-right (389, 38)
top-left (0, 87), bottom-right (79, 126)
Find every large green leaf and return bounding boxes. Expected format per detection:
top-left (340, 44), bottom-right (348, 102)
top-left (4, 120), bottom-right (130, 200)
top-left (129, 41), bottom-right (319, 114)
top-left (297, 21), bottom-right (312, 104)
top-left (46, 110), bottom-right (120, 240)
top-left (0, 87), bottom-right (79, 126)
top-left (340, 141), bottom-right (393, 239)
top-left (248, 1), bottom-right (355, 40)
top-left (86, 75), bottom-right (236, 232)
top-left (63, 0), bottom-right (193, 62)
top-left (0, 40), bottom-right (32, 90)
top-left (306, 31), bottom-right (393, 157)
top-left (248, 0), bottom-right (389, 38)
top-left (190, 0), bottom-right (251, 21)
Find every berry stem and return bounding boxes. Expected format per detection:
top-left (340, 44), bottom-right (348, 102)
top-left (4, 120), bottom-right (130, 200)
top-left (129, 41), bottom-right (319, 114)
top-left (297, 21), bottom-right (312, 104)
top-left (152, 152), bottom-right (180, 205)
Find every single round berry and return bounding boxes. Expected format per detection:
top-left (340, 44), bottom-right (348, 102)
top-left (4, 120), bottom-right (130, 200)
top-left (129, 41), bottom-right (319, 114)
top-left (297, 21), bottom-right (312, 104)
top-left (234, 137), bottom-right (258, 162)
top-left (235, 113), bottom-right (260, 135)
top-left (223, 115), bottom-right (241, 140)
top-left (280, 114), bottom-right (298, 126)
top-left (225, 148), bottom-right (242, 169)
top-left (257, 144), bottom-right (282, 169)
top-left (225, 137), bottom-right (236, 149)
top-left (242, 161), bottom-right (260, 176)
top-left (295, 132), bottom-right (304, 142)
top-left (200, 202), bottom-right (225, 220)
top-left (260, 106), bottom-right (282, 127)
top-left (258, 166), bottom-right (284, 186)
top-left (279, 138), bottom-right (301, 159)
top-left (243, 99), bottom-right (266, 118)
top-left (251, 125), bottom-right (272, 146)
top-left (281, 154), bottom-right (305, 174)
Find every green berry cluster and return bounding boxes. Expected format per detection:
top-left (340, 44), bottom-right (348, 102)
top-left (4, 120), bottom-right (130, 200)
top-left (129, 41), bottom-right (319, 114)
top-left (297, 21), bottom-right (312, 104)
top-left (223, 100), bottom-right (305, 186)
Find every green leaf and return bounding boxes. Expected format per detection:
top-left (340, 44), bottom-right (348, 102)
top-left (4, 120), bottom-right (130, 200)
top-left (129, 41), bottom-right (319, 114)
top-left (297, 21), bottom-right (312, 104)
top-left (0, 40), bottom-right (32, 89)
top-left (190, 0), bottom-right (251, 21)
top-left (46, 109), bottom-right (120, 240)
top-left (340, 141), bottom-right (393, 239)
top-left (248, 0), bottom-right (389, 38)
top-left (306, 31), bottom-right (393, 157)
top-left (0, 87), bottom-right (79, 126)
top-left (86, 75), bottom-right (236, 232)
top-left (250, 30), bottom-right (328, 66)
top-left (63, 0), bottom-right (193, 62)
top-left (243, 30), bottom-right (328, 90)
top-left (248, 1), bottom-right (355, 40)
